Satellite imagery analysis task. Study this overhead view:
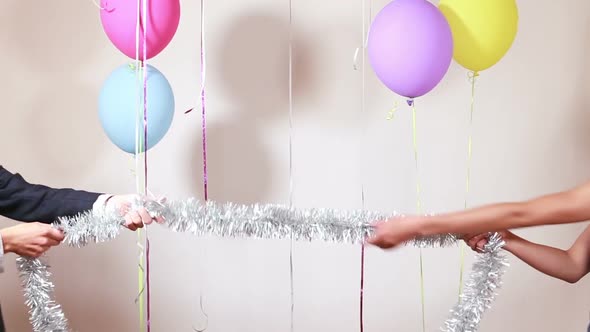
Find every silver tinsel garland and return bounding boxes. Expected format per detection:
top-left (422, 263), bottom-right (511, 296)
top-left (16, 257), bottom-right (68, 332)
top-left (442, 232), bottom-right (508, 332)
top-left (17, 198), bottom-right (508, 332)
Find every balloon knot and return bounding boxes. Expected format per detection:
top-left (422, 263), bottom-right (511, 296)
top-left (467, 71), bottom-right (480, 83)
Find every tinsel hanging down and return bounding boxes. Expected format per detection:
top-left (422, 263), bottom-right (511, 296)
top-left (16, 257), bottom-right (69, 332)
top-left (442, 232), bottom-right (507, 332)
top-left (17, 198), bottom-right (508, 332)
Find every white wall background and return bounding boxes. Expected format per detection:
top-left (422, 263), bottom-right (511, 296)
top-left (1, 0), bottom-right (590, 331)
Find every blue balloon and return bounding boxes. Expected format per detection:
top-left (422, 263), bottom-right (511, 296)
top-left (99, 63), bottom-right (175, 153)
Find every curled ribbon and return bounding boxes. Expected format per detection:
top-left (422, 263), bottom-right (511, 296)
top-left (91, 0), bottom-right (114, 12)
top-left (385, 101), bottom-right (399, 120)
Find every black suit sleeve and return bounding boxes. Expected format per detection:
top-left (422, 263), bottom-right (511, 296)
top-left (0, 165), bottom-right (102, 223)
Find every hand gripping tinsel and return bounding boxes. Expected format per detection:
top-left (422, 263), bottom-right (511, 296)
top-left (17, 198), bottom-right (508, 332)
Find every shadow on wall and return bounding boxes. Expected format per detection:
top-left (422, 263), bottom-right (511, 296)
top-left (0, 0), bottom-right (108, 176)
top-left (188, 12), bottom-right (316, 204)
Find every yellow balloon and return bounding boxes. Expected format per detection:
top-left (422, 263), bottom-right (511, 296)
top-left (438, 0), bottom-right (518, 72)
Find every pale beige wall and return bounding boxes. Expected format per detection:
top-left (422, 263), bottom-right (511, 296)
top-left (0, 0), bottom-right (589, 331)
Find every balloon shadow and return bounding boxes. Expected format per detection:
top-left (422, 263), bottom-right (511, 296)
top-left (217, 12), bottom-right (316, 122)
top-left (0, 0), bottom-right (109, 177)
top-left (187, 12), bottom-right (316, 203)
top-left (188, 121), bottom-right (273, 204)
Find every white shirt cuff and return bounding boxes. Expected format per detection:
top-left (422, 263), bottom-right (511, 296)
top-left (93, 194), bottom-right (114, 211)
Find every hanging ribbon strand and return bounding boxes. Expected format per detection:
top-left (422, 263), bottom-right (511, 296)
top-left (141, 0), bottom-right (152, 329)
top-left (458, 70), bottom-right (479, 298)
top-left (410, 100), bottom-right (427, 332)
top-left (89, 0), bottom-right (105, 10)
top-left (200, 0), bottom-right (209, 202)
top-left (181, 3), bottom-right (210, 329)
top-left (385, 101), bottom-right (398, 120)
top-left (287, 0), bottom-right (296, 331)
top-left (194, 0), bottom-right (210, 330)
top-left (133, 0), bottom-right (147, 330)
top-left (358, 0), bottom-right (372, 330)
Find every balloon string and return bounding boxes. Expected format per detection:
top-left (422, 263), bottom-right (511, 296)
top-left (193, 0), bottom-right (209, 330)
top-left (133, 0), bottom-right (146, 331)
top-left (411, 101), bottom-right (426, 332)
top-left (359, 0), bottom-right (371, 330)
top-left (89, 0), bottom-right (105, 10)
top-left (201, 0), bottom-right (208, 201)
top-left (289, 235), bottom-right (295, 332)
top-left (182, 7), bottom-right (210, 327)
top-left (386, 101), bottom-right (398, 120)
top-left (359, 244), bottom-right (365, 332)
top-left (141, 0), bottom-right (151, 329)
top-left (459, 71), bottom-right (479, 298)
top-left (89, 0), bottom-right (114, 11)
top-left (411, 101), bottom-right (421, 213)
top-left (359, 1), bottom-right (365, 329)
top-left (287, 0), bottom-right (294, 209)
top-left (287, 0), bottom-right (295, 331)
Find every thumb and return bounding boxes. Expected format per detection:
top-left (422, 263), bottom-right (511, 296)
top-left (47, 228), bottom-right (65, 242)
top-left (367, 225), bottom-right (387, 246)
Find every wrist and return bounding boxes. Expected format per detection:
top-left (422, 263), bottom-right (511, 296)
top-left (416, 215), bottom-right (442, 237)
top-left (0, 229), bottom-right (13, 254)
top-left (414, 216), bottom-right (432, 237)
top-left (93, 194), bottom-right (114, 211)
top-left (499, 231), bottom-right (519, 252)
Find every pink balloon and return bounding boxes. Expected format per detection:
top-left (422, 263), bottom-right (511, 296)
top-left (100, 0), bottom-right (180, 60)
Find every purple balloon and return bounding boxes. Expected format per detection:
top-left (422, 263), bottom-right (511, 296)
top-left (368, 0), bottom-right (453, 99)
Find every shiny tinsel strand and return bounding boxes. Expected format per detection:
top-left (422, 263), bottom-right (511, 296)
top-left (17, 198), bottom-right (505, 332)
top-left (441, 232), bottom-right (508, 332)
top-left (149, 199), bottom-right (460, 247)
top-left (58, 207), bottom-right (124, 247)
top-left (16, 257), bottom-right (68, 332)
top-left (52, 198), bottom-right (458, 247)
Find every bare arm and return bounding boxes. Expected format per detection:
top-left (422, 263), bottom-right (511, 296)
top-left (490, 228), bottom-right (590, 283)
top-left (370, 181), bottom-right (590, 249)
top-left (422, 181), bottom-right (590, 237)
